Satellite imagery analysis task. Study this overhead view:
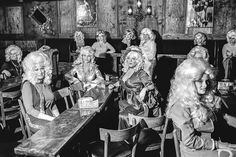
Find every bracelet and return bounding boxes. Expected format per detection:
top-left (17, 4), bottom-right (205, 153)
top-left (215, 141), bottom-right (219, 149)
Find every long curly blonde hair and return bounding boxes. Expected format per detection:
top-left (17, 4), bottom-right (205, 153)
top-left (5, 45), bottom-right (22, 63)
top-left (166, 58), bottom-right (214, 125)
top-left (122, 46), bottom-right (144, 73)
top-left (22, 51), bottom-right (52, 85)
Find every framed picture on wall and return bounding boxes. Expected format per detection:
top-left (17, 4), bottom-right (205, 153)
top-left (76, 0), bottom-right (97, 27)
top-left (6, 6), bottom-right (24, 34)
top-left (185, 0), bottom-right (214, 34)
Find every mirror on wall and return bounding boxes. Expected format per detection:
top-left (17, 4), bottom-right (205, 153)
top-left (31, 7), bottom-right (47, 25)
top-left (30, 6), bottom-right (54, 35)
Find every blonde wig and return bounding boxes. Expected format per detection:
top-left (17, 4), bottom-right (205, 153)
top-left (122, 46), bottom-right (144, 73)
top-left (194, 32), bottom-right (207, 46)
top-left (72, 46), bottom-right (95, 66)
top-left (74, 31), bottom-right (85, 46)
top-left (167, 58), bottom-right (214, 125)
top-left (22, 51), bottom-right (52, 85)
top-left (226, 29), bottom-right (236, 43)
top-left (140, 28), bottom-right (155, 41)
top-left (5, 45), bottom-right (22, 63)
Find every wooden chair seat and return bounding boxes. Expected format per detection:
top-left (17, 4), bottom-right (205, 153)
top-left (88, 140), bottom-right (131, 157)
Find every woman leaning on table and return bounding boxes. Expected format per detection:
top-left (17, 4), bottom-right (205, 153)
top-left (166, 58), bottom-right (236, 157)
top-left (21, 51), bottom-right (59, 133)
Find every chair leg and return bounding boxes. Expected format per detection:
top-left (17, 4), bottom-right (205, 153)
top-left (19, 115), bottom-right (27, 140)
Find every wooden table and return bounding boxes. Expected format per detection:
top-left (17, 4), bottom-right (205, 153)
top-left (14, 88), bottom-right (113, 157)
top-left (0, 77), bottom-right (22, 91)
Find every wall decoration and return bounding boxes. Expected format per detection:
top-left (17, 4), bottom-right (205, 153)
top-left (6, 6), bottom-right (24, 34)
top-left (76, 0), bottom-right (97, 27)
top-left (30, 6), bottom-right (55, 35)
top-left (186, 0), bottom-right (214, 34)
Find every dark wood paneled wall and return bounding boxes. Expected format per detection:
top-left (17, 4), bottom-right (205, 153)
top-left (0, 0), bottom-right (236, 39)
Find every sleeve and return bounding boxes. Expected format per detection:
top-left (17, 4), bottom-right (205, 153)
top-left (64, 68), bottom-right (80, 84)
top-left (139, 70), bottom-right (153, 90)
top-left (92, 42), bottom-right (97, 51)
top-left (171, 104), bottom-right (215, 150)
top-left (21, 81), bottom-right (41, 117)
top-left (106, 42), bottom-right (115, 53)
top-left (91, 66), bottom-right (104, 84)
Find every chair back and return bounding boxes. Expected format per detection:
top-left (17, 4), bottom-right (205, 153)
top-left (69, 82), bottom-right (83, 100)
top-left (161, 117), bottom-right (181, 157)
top-left (18, 98), bottom-right (32, 138)
top-left (99, 122), bottom-right (142, 157)
top-left (0, 90), bottom-right (21, 128)
top-left (54, 87), bottom-right (75, 109)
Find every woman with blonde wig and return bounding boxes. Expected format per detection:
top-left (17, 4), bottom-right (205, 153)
top-left (110, 46), bottom-right (162, 129)
top-left (0, 45), bottom-right (23, 79)
top-left (65, 46), bottom-right (104, 91)
top-left (21, 51), bottom-right (59, 133)
top-left (167, 58), bottom-right (236, 157)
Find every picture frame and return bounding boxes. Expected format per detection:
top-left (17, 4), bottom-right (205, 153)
top-left (185, 0), bottom-right (214, 34)
top-left (76, 0), bottom-right (97, 27)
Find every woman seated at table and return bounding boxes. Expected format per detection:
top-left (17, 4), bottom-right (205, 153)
top-left (92, 29), bottom-right (115, 75)
top-left (0, 45), bottom-right (23, 80)
top-left (110, 46), bottom-right (162, 129)
top-left (21, 51), bottom-right (59, 133)
top-left (65, 46), bottom-right (105, 93)
top-left (166, 58), bottom-right (236, 157)
top-left (187, 32), bottom-right (209, 62)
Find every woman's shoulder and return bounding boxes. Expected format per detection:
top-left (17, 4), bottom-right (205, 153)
top-left (169, 102), bottom-right (191, 122)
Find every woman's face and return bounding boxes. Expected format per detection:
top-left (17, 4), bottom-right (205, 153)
top-left (10, 49), bottom-right (19, 61)
top-left (97, 34), bottom-right (105, 42)
top-left (140, 33), bottom-right (150, 42)
top-left (81, 52), bottom-right (92, 63)
top-left (194, 74), bottom-right (209, 95)
top-left (33, 58), bottom-right (45, 83)
top-left (126, 52), bottom-right (139, 68)
top-left (228, 36), bottom-right (236, 46)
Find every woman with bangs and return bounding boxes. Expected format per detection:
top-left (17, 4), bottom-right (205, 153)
top-left (21, 51), bottom-right (59, 133)
top-left (0, 45), bottom-right (23, 79)
top-left (166, 58), bottom-right (236, 157)
top-left (65, 46), bottom-right (104, 92)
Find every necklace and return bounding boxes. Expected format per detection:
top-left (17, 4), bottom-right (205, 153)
top-left (11, 60), bottom-right (21, 75)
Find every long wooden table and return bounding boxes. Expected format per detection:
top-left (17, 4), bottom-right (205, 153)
top-left (14, 88), bottom-right (112, 157)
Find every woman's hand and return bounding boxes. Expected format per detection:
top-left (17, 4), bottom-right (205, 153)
top-left (2, 70), bottom-right (11, 77)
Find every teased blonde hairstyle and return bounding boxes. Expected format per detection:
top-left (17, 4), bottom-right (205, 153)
top-left (226, 29), bottom-right (236, 43)
top-left (140, 28), bottom-right (155, 41)
top-left (72, 46), bottom-right (95, 66)
top-left (122, 46), bottom-right (144, 73)
top-left (167, 58), bottom-right (214, 123)
top-left (5, 45), bottom-right (22, 63)
top-left (22, 51), bottom-right (52, 85)
top-left (194, 32), bottom-right (207, 46)
top-left (74, 31), bottom-right (85, 46)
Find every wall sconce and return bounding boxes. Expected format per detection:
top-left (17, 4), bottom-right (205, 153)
top-left (127, 0), bottom-right (153, 22)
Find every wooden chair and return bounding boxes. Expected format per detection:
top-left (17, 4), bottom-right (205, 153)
top-left (54, 86), bottom-right (75, 109)
top-left (69, 82), bottom-right (83, 101)
top-left (161, 117), bottom-right (181, 157)
top-left (87, 122), bottom-right (142, 157)
top-left (128, 114), bottom-right (166, 156)
top-left (0, 90), bottom-right (27, 140)
top-left (18, 98), bottom-right (32, 138)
